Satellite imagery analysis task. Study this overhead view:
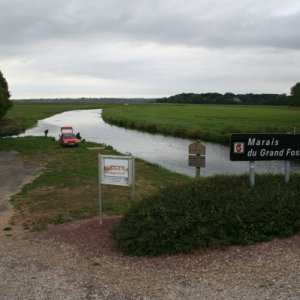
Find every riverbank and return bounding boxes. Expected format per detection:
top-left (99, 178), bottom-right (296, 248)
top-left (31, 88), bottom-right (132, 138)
top-left (15, 108), bottom-right (300, 177)
top-left (102, 103), bottom-right (300, 144)
top-left (3, 102), bottom-right (300, 144)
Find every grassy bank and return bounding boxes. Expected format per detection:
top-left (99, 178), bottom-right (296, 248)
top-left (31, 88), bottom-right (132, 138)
top-left (0, 102), bottom-right (105, 136)
top-left (1, 137), bottom-right (188, 230)
top-left (102, 104), bottom-right (300, 144)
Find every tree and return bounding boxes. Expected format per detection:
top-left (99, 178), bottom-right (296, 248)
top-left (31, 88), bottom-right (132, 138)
top-left (0, 70), bottom-right (12, 118)
top-left (290, 82), bottom-right (300, 106)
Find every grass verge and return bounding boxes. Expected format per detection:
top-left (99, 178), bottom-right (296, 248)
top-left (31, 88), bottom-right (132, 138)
top-left (114, 174), bottom-right (300, 256)
top-left (0, 137), bottom-right (188, 231)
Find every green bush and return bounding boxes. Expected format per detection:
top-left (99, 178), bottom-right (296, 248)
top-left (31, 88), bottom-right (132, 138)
top-left (113, 174), bottom-right (300, 256)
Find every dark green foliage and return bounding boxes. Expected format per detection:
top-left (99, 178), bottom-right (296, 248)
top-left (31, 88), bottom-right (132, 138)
top-left (114, 174), bottom-right (300, 256)
top-left (157, 92), bottom-right (289, 106)
top-left (290, 82), bottom-right (300, 106)
top-left (0, 70), bottom-right (12, 119)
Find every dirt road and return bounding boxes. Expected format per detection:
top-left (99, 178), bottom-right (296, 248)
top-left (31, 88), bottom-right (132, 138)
top-left (0, 151), bottom-right (42, 233)
top-left (0, 151), bottom-right (299, 299)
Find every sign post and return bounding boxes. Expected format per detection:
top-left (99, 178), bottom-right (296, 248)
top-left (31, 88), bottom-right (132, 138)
top-left (98, 155), bottom-right (135, 224)
top-left (249, 161), bottom-right (255, 187)
top-left (285, 160), bottom-right (290, 184)
top-left (230, 133), bottom-right (300, 187)
top-left (189, 141), bottom-right (206, 178)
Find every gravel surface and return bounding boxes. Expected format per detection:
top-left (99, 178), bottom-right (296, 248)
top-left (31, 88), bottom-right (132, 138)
top-left (0, 216), bottom-right (299, 300)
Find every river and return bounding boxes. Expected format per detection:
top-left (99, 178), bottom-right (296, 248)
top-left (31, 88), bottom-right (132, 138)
top-left (20, 109), bottom-right (300, 177)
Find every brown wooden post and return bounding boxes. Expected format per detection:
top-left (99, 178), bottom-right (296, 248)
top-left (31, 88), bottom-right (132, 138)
top-left (188, 141), bottom-right (206, 178)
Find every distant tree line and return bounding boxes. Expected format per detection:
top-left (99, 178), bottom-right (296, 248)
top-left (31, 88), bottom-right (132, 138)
top-left (156, 92), bottom-right (290, 106)
top-left (14, 97), bottom-right (152, 104)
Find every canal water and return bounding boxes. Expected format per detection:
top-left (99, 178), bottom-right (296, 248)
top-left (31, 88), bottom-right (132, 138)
top-left (20, 109), bottom-right (300, 177)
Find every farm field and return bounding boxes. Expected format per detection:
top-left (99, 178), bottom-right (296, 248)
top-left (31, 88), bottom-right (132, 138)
top-left (102, 103), bottom-right (300, 144)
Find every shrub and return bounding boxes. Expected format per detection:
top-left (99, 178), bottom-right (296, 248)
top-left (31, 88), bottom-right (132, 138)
top-left (113, 174), bottom-right (300, 256)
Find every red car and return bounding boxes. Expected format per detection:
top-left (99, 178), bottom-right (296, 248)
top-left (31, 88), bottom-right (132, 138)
top-left (59, 127), bottom-right (79, 147)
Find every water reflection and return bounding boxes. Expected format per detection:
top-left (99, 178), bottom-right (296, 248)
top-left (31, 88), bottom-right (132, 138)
top-left (20, 109), bottom-right (300, 177)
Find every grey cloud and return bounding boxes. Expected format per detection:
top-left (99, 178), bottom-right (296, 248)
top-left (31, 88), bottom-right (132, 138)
top-left (1, 0), bottom-right (300, 53)
top-left (1, 0), bottom-right (299, 98)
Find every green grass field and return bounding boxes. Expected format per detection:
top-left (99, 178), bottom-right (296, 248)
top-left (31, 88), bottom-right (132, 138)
top-left (102, 104), bottom-right (300, 144)
top-left (3, 102), bottom-right (300, 144)
top-left (0, 137), bottom-right (188, 230)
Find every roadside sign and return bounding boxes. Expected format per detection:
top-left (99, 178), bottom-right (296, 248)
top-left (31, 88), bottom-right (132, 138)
top-left (188, 141), bottom-right (206, 177)
top-left (100, 155), bottom-right (134, 186)
top-left (230, 133), bottom-right (300, 161)
top-left (188, 155), bottom-right (205, 168)
top-left (189, 142), bottom-right (206, 155)
top-left (98, 155), bottom-right (135, 225)
top-left (230, 133), bottom-right (300, 187)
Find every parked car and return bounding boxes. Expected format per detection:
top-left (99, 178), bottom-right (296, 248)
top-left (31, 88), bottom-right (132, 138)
top-left (59, 126), bottom-right (79, 147)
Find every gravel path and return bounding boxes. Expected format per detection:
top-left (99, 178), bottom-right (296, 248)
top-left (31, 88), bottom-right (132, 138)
top-left (0, 217), bottom-right (299, 300)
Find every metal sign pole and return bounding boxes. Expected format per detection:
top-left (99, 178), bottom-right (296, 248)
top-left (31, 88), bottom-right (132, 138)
top-left (98, 155), bottom-right (103, 225)
top-left (131, 157), bottom-right (135, 203)
top-left (195, 167), bottom-right (200, 178)
top-left (249, 161), bottom-right (255, 188)
top-left (285, 160), bottom-right (290, 184)
top-left (195, 154), bottom-right (200, 178)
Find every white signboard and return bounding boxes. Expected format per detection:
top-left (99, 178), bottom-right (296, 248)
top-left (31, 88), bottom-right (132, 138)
top-left (99, 155), bottom-right (133, 186)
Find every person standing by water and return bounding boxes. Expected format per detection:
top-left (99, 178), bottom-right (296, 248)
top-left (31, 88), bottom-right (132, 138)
top-left (76, 132), bottom-right (85, 143)
top-left (76, 132), bottom-right (81, 140)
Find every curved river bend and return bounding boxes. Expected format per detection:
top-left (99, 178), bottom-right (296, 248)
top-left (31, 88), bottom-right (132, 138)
top-left (20, 109), bottom-right (300, 177)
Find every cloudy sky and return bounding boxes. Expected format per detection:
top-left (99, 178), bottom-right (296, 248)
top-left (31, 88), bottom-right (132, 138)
top-left (0, 0), bottom-right (299, 99)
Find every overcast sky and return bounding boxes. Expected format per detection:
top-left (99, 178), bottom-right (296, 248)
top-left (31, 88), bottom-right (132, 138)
top-left (1, 0), bottom-right (299, 99)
